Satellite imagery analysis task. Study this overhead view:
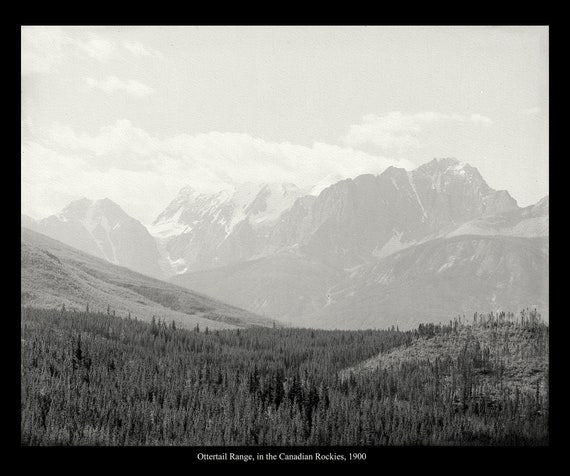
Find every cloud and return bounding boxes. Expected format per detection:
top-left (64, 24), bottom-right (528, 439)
top-left (24, 120), bottom-right (413, 224)
top-left (47, 119), bottom-right (160, 163)
top-left (343, 111), bottom-right (493, 151)
top-left (122, 40), bottom-right (163, 59)
top-left (75, 36), bottom-right (115, 61)
top-left (22, 141), bottom-right (183, 223)
top-left (21, 27), bottom-right (69, 75)
top-left (85, 76), bottom-right (155, 97)
top-left (468, 113), bottom-right (493, 125)
top-left (21, 28), bottom-right (163, 76)
top-left (75, 35), bottom-right (164, 62)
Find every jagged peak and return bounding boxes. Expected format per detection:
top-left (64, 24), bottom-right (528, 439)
top-left (353, 173), bottom-right (377, 183)
top-left (382, 165), bottom-right (408, 176)
top-left (63, 197), bottom-right (92, 207)
top-left (178, 185), bottom-right (197, 196)
top-left (414, 158), bottom-right (488, 188)
top-left (93, 198), bottom-right (130, 217)
top-left (417, 157), bottom-right (462, 172)
top-left (60, 198), bottom-right (93, 217)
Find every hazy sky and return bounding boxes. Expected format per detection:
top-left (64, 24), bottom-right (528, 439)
top-left (21, 26), bottom-right (549, 225)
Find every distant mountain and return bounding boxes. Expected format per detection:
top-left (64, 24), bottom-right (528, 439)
top-left (268, 158), bottom-right (519, 268)
top-left (169, 159), bottom-right (548, 330)
top-left (21, 227), bottom-right (274, 330)
top-left (23, 198), bottom-right (163, 279)
top-left (150, 182), bottom-right (309, 273)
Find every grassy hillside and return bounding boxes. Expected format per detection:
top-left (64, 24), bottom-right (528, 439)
top-left (21, 227), bottom-right (274, 330)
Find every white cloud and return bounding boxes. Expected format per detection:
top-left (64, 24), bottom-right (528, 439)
top-left (75, 36), bottom-right (163, 62)
top-left (343, 111), bottom-right (493, 150)
top-left (75, 36), bottom-right (115, 61)
top-left (21, 27), bottom-right (69, 75)
top-left (22, 141), bottom-right (184, 223)
top-left (24, 120), bottom-right (413, 224)
top-left (122, 40), bottom-right (163, 59)
top-left (22, 29), bottom-right (163, 76)
top-left (468, 113), bottom-right (493, 125)
top-left (85, 76), bottom-right (155, 97)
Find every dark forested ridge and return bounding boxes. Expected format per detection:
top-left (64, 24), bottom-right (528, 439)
top-left (21, 306), bottom-right (548, 446)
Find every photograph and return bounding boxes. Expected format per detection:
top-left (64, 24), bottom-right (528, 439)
top-left (21, 25), bottom-right (549, 452)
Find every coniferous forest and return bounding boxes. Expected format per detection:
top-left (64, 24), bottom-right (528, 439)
top-left (21, 306), bottom-right (548, 446)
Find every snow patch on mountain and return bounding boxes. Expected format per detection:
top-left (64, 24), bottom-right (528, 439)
top-left (166, 255), bottom-right (188, 274)
top-left (148, 208), bottom-right (190, 240)
top-left (249, 183), bottom-right (305, 226)
top-left (437, 254), bottom-right (459, 273)
top-left (78, 202), bottom-right (119, 264)
top-left (372, 231), bottom-right (412, 260)
top-left (407, 171), bottom-right (428, 221)
top-left (151, 182), bottom-right (310, 274)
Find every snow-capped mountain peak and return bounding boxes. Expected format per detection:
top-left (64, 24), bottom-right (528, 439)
top-left (149, 182), bottom-right (310, 273)
top-left (153, 182), bottom-right (308, 233)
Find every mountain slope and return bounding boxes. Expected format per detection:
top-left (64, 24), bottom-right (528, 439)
top-left (442, 195), bottom-right (548, 240)
top-left (21, 227), bottom-right (274, 330)
top-left (24, 198), bottom-right (163, 279)
top-left (300, 235), bottom-right (549, 330)
top-left (172, 234), bottom-right (548, 330)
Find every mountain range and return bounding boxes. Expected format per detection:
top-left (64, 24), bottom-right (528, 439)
top-left (22, 158), bottom-right (549, 329)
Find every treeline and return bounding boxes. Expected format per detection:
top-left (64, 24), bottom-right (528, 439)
top-left (417, 309), bottom-right (547, 337)
top-left (20, 306), bottom-right (548, 446)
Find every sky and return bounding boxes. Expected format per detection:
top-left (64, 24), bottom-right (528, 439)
top-left (21, 26), bottom-right (549, 226)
